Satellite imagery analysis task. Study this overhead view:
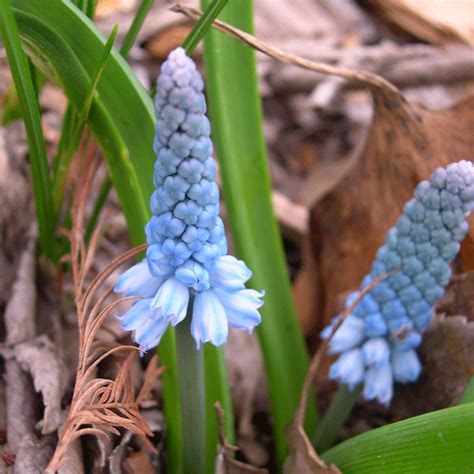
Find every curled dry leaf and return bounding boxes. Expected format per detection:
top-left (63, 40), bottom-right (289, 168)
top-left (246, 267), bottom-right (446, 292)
top-left (283, 422), bottom-right (340, 474)
top-left (452, 272), bottom-right (474, 318)
top-left (214, 402), bottom-right (268, 474)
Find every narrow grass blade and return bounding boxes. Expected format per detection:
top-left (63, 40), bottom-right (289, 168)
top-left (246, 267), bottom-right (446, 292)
top-left (0, 0), bottom-right (56, 260)
top-left (321, 404), bottom-right (474, 473)
top-left (313, 384), bottom-right (361, 453)
top-left (200, 0), bottom-right (316, 465)
top-left (119, 0), bottom-right (154, 59)
top-left (182, 0), bottom-right (228, 55)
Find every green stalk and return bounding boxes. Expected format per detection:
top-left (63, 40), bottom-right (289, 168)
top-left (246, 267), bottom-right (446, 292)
top-left (201, 0), bottom-right (316, 465)
top-left (313, 384), bottom-right (361, 452)
top-left (203, 344), bottom-right (234, 473)
top-left (175, 312), bottom-right (206, 474)
top-left (181, 1), bottom-right (236, 470)
top-left (0, 0), bottom-right (56, 260)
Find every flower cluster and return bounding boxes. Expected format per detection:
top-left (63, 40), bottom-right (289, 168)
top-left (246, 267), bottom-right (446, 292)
top-left (322, 160), bottom-right (473, 405)
top-left (115, 48), bottom-right (264, 350)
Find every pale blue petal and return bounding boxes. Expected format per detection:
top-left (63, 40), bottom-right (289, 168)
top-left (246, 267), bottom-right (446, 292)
top-left (391, 349), bottom-right (421, 383)
top-left (361, 337), bottom-right (390, 368)
top-left (134, 315), bottom-right (169, 350)
top-left (191, 290), bottom-right (228, 348)
top-left (208, 255), bottom-right (252, 291)
top-left (363, 363), bottom-right (393, 406)
top-left (214, 287), bottom-right (264, 332)
top-left (114, 259), bottom-right (164, 298)
top-left (118, 298), bottom-right (153, 331)
top-left (329, 348), bottom-right (365, 390)
top-left (326, 314), bottom-right (364, 354)
top-left (151, 276), bottom-right (189, 325)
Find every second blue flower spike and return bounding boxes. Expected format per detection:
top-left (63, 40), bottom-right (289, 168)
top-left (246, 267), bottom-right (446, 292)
top-left (322, 160), bottom-right (473, 405)
top-left (115, 47), bottom-right (264, 350)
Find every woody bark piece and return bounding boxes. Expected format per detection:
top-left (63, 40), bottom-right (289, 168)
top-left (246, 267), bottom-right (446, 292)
top-left (309, 91), bottom-right (474, 326)
top-left (267, 46), bottom-right (474, 95)
top-left (367, 0), bottom-right (474, 46)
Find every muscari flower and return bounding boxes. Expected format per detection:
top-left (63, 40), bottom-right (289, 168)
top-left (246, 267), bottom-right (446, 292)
top-left (115, 48), bottom-right (264, 350)
top-left (322, 160), bottom-right (473, 405)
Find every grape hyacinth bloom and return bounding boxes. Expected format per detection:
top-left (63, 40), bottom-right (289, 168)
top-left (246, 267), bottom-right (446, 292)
top-left (115, 48), bottom-right (264, 350)
top-left (322, 161), bottom-right (473, 405)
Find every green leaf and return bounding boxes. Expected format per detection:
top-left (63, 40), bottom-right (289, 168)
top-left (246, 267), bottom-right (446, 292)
top-left (200, 0), bottom-right (317, 465)
top-left (52, 23), bottom-right (119, 211)
top-left (321, 404), bottom-right (474, 473)
top-left (0, 0), bottom-right (56, 259)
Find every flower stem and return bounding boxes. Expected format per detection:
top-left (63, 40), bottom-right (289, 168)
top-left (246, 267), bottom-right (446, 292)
top-left (313, 384), bottom-right (362, 452)
top-left (175, 305), bottom-right (206, 474)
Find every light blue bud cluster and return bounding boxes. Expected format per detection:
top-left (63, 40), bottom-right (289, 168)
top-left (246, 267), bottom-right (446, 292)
top-left (115, 48), bottom-right (264, 350)
top-left (322, 160), bottom-right (473, 405)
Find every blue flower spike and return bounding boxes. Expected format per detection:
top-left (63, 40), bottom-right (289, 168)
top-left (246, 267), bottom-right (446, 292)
top-left (322, 160), bottom-right (473, 405)
top-left (115, 47), bottom-right (264, 350)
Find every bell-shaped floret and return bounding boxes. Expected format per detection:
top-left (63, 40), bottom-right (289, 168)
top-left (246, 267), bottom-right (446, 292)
top-left (363, 363), bottom-right (393, 406)
top-left (151, 276), bottom-right (189, 326)
top-left (191, 290), bottom-right (228, 348)
top-left (391, 349), bottom-right (422, 383)
top-left (329, 348), bottom-right (365, 390)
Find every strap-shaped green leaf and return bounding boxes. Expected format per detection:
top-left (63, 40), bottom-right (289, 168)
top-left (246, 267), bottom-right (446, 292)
top-left (321, 404), bottom-right (474, 473)
top-left (0, 0), bottom-right (56, 259)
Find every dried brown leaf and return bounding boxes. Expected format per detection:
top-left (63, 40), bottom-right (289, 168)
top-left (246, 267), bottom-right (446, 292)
top-left (283, 422), bottom-right (340, 474)
top-left (122, 448), bottom-right (155, 474)
top-left (214, 402), bottom-right (268, 474)
top-left (394, 313), bottom-right (474, 416)
top-left (310, 91), bottom-right (474, 326)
